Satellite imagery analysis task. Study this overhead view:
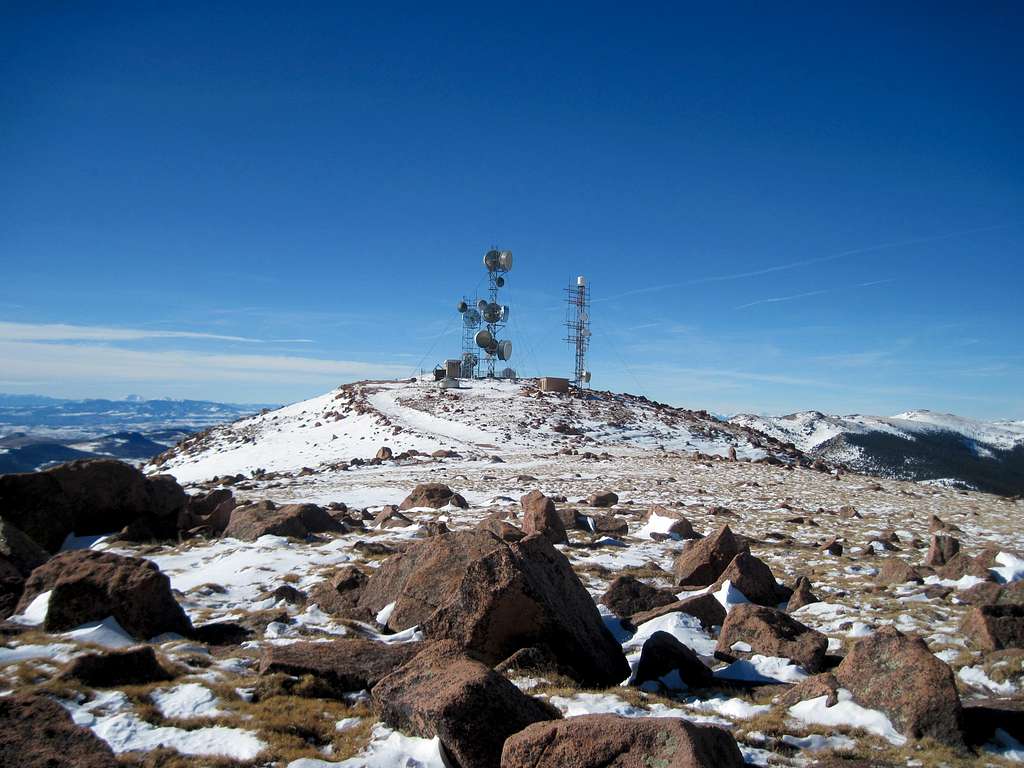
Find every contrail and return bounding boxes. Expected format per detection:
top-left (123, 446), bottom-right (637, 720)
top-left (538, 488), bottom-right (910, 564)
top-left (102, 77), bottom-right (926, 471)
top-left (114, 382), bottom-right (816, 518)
top-left (595, 222), bottom-right (1018, 304)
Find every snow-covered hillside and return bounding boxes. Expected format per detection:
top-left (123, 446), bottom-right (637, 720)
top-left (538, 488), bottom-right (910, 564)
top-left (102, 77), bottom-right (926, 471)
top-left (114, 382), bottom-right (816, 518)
top-left (154, 378), bottom-right (798, 484)
top-left (729, 409), bottom-right (1024, 495)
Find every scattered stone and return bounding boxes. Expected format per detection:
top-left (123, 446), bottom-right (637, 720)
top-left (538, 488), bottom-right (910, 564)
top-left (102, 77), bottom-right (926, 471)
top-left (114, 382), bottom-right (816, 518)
top-left (716, 603), bottom-right (828, 673)
top-left (644, 505), bottom-right (699, 538)
top-left (634, 630), bottom-right (714, 689)
top-left (399, 483), bottom-right (468, 510)
top-left (673, 524), bottom-right (748, 587)
top-left (501, 713), bottom-right (745, 768)
top-left (777, 672), bottom-right (840, 708)
top-left (631, 592), bottom-right (726, 631)
top-left (0, 693), bottom-right (119, 768)
top-left (961, 604), bottom-right (1024, 651)
top-left (16, 549), bottom-right (192, 639)
top-left (877, 558), bottom-right (925, 586)
top-left (60, 645), bottom-right (174, 687)
top-left (520, 490), bottom-right (568, 544)
top-left (372, 640), bottom-right (559, 768)
top-left (924, 534), bottom-right (960, 567)
top-left (373, 507), bottom-right (414, 529)
top-left (834, 626), bottom-right (964, 746)
top-left (308, 565), bottom-right (371, 620)
top-left (600, 575), bottom-right (675, 619)
top-left (375, 446), bottom-right (394, 460)
top-left (587, 490), bottom-right (619, 508)
top-left (269, 584), bottom-right (306, 604)
top-left (711, 551), bottom-right (788, 607)
top-left (785, 575), bottom-right (819, 611)
top-left (821, 537), bottom-right (843, 556)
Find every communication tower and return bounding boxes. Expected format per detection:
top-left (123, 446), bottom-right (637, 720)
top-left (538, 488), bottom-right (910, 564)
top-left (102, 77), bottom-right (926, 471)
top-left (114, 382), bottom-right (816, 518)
top-left (456, 249), bottom-right (513, 378)
top-left (564, 275), bottom-right (592, 388)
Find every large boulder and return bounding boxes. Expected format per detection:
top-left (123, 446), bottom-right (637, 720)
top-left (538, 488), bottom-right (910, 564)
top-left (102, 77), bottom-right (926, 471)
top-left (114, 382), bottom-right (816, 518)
top-left (399, 483), bottom-right (467, 510)
top-left (0, 460), bottom-right (189, 550)
top-left (47, 460), bottom-right (186, 538)
top-left (716, 603), bottom-right (827, 673)
top-left (372, 640), bottom-right (559, 768)
top-left (711, 551), bottom-right (788, 607)
top-left (520, 490), bottom-right (568, 544)
top-left (501, 714), bottom-right (745, 768)
top-left (223, 501), bottom-right (344, 541)
top-left (423, 534), bottom-right (630, 687)
top-left (0, 693), bottom-right (119, 768)
top-left (16, 549), bottom-right (192, 639)
top-left (673, 524), bottom-right (748, 587)
top-left (634, 630), bottom-right (714, 689)
top-left (358, 530), bottom-right (503, 631)
top-left (0, 471), bottom-right (74, 551)
top-left (259, 638), bottom-right (421, 695)
top-left (834, 626), bottom-right (964, 746)
top-left (961, 604), bottom-right (1024, 651)
top-left (600, 575), bottom-right (676, 619)
top-left (60, 645), bottom-right (174, 687)
top-left (0, 519), bottom-right (49, 618)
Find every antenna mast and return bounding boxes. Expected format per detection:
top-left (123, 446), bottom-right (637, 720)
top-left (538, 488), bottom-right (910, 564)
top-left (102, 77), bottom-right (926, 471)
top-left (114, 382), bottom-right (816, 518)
top-left (564, 276), bottom-right (592, 388)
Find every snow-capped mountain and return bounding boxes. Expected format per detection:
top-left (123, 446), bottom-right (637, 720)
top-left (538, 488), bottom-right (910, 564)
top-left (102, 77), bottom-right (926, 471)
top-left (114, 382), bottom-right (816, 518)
top-left (153, 378), bottom-right (803, 484)
top-left (729, 409), bottom-right (1024, 495)
top-left (0, 394), bottom-right (274, 440)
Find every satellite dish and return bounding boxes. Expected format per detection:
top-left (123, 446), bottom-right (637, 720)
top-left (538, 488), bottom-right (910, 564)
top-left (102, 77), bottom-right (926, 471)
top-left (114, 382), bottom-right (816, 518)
top-left (482, 302), bottom-right (502, 323)
top-left (497, 340), bottom-right (512, 361)
top-left (457, 300), bottom-right (468, 313)
top-left (500, 305), bottom-right (510, 321)
top-left (477, 299), bottom-right (487, 312)
top-left (495, 276), bottom-right (505, 287)
top-left (483, 250), bottom-right (501, 271)
top-left (499, 250), bottom-right (513, 271)
top-left (501, 367), bottom-right (516, 379)
top-left (463, 308), bottom-right (481, 327)
top-left (474, 329), bottom-right (493, 348)
top-left (583, 370), bottom-right (592, 383)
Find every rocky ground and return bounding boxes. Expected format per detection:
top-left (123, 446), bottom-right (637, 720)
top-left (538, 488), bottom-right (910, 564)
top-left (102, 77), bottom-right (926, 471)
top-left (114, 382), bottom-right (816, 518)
top-left (1, 380), bottom-right (1023, 767)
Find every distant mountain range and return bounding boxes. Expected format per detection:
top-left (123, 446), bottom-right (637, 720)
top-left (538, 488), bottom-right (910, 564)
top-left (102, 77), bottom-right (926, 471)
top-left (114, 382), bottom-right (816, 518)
top-left (729, 409), bottom-right (1024, 496)
top-left (0, 394), bottom-right (275, 474)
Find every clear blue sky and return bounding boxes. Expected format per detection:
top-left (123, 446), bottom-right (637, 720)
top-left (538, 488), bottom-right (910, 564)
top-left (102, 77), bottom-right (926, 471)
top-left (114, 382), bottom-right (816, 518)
top-left (1, 3), bottom-right (1021, 418)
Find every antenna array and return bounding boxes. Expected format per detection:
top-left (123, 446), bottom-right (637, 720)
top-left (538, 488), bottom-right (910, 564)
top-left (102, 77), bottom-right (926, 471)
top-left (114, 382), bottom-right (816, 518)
top-left (564, 276), bottom-right (592, 388)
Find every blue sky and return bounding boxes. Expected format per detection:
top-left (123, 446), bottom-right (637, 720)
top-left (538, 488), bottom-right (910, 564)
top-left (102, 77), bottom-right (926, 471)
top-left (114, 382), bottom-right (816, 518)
top-left (1, 3), bottom-right (1021, 418)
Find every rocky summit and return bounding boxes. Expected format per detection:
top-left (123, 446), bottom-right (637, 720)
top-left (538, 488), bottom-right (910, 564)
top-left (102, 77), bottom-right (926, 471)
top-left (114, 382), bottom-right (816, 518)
top-left (1, 377), bottom-right (1023, 767)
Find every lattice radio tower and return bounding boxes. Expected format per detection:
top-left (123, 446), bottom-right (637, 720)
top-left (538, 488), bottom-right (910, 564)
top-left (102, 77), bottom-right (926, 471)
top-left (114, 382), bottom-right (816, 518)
top-left (564, 276), bottom-right (592, 388)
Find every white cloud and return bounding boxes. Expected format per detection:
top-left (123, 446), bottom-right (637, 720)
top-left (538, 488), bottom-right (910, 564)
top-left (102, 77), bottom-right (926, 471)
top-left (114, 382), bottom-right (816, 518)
top-left (0, 321), bottom-right (312, 344)
top-left (0, 341), bottom-right (410, 386)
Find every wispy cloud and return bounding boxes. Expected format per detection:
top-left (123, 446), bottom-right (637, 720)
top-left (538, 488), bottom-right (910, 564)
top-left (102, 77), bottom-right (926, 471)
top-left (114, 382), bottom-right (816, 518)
top-left (0, 322), bottom-right (313, 344)
top-left (732, 277), bottom-right (898, 310)
top-left (596, 222), bottom-right (1017, 304)
top-left (733, 289), bottom-right (832, 310)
